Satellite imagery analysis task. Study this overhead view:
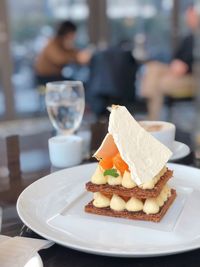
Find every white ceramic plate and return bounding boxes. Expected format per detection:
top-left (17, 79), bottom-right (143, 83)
top-left (170, 141), bottom-right (190, 161)
top-left (25, 254), bottom-right (43, 267)
top-left (17, 163), bottom-right (200, 257)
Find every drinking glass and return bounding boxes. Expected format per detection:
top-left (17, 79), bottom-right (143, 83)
top-left (45, 81), bottom-right (85, 135)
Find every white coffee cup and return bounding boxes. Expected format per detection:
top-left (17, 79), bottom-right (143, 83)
top-left (48, 135), bottom-right (83, 168)
top-left (139, 121), bottom-right (176, 151)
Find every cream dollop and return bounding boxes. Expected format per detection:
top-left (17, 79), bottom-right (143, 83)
top-left (107, 175), bottom-right (122, 186)
top-left (91, 166), bottom-right (107, 185)
top-left (122, 171), bottom-right (136, 188)
top-left (164, 184), bottom-right (171, 197)
top-left (110, 194), bottom-right (126, 211)
top-left (142, 184), bottom-right (171, 214)
top-left (126, 197), bottom-right (143, 212)
top-left (107, 168), bottom-right (122, 185)
top-left (156, 194), bottom-right (164, 207)
top-left (139, 166), bottom-right (167, 189)
top-left (143, 198), bottom-right (160, 214)
top-left (157, 185), bottom-right (171, 206)
top-left (93, 192), bottom-right (110, 208)
top-left (161, 184), bottom-right (171, 200)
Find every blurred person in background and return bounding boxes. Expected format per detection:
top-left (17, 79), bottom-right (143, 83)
top-left (141, 5), bottom-right (198, 120)
top-left (35, 20), bottom-right (91, 85)
top-left (87, 40), bottom-right (138, 117)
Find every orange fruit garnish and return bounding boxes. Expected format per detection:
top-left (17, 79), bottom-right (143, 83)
top-left (113, 153), bottom-right (129, 175)
top-left (99, 157), bottom-right (113, 170)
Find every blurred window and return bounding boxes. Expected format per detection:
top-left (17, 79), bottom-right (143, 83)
top-left (7, 0), bottom-right (89, 115)
top-left (0, 0), bottom-right (14, 119)
top-left (0, 0), bottom-right (194, 120)
top-left (107, 0), bottom-right (173, 62)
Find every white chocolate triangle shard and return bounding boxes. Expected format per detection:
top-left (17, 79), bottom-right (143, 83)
top-left (108, 106), bottom-right (172, 185)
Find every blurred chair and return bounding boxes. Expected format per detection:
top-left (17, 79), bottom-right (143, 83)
top-left (86, 46), bottom-right (139, 116)
top-left (0, 118), bottom-right (52, 177)
top-left (0, 135), bottom-right (22, 202)
top-left (6, 135), bottom-right (21, 186)
top-left (0, 130), bottom-right (50, 202)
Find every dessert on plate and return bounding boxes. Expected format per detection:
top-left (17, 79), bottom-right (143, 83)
top-left (85, 105), bottom-right (177, 222)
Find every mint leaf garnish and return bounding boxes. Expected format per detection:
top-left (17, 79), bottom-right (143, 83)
top-left (103, 169), bottom-right (119, 177)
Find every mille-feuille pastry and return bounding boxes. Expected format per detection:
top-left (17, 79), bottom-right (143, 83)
top-left (85, 105), bottom-right (176, 222)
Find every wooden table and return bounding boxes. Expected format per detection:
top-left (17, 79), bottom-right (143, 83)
top-left (0, 130), bottom-right (199, 267)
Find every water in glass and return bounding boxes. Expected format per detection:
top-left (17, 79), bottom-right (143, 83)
top-left (46, 81), bottom-right (85, 135)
